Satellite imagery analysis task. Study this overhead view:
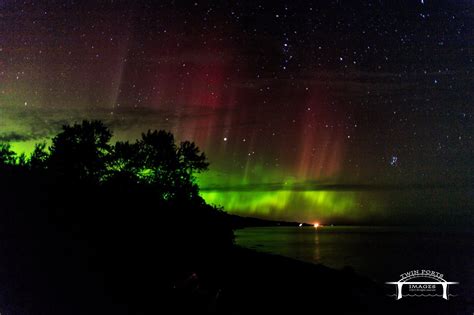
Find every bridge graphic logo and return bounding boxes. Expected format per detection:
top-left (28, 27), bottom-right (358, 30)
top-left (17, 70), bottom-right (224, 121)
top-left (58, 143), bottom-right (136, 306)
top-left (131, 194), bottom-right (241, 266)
top-left (386, 270), bottom-right (458, 300)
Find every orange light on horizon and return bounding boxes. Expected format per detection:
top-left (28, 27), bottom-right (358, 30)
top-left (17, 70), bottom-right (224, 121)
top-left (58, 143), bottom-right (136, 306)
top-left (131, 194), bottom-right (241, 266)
top-left (313, 223), bottom-right (320, 228)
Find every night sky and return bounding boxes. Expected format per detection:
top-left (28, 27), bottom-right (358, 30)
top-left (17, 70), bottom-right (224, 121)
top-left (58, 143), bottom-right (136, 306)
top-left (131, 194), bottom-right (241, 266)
top-left (1, 0), bottom-right (473, 224)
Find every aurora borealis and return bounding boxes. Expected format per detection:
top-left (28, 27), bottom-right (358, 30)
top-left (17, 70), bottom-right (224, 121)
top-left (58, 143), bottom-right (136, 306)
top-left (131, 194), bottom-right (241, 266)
top-left (1, 1), bottom-right (473, 224)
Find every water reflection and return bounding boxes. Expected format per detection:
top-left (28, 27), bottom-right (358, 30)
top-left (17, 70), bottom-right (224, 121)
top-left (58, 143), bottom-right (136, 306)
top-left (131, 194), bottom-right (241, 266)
top-left (313, 228), bottom-right (320, 262)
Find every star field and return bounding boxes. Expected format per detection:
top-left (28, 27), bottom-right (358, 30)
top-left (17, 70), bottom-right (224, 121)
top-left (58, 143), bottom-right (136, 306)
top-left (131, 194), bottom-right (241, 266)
top-left (0, 0), bottom-right (473, 223)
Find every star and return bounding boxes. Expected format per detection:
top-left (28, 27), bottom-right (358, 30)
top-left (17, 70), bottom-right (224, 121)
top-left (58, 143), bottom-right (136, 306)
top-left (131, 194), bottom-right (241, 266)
top-left (390, 156), bottom-right (398, 167)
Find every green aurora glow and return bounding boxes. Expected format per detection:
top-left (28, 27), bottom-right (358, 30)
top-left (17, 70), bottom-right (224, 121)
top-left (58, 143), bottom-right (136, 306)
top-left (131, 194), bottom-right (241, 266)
top-left (1, 0), bottom-right (473, 226)
top-left (200, 190), bottom-right (361, 223)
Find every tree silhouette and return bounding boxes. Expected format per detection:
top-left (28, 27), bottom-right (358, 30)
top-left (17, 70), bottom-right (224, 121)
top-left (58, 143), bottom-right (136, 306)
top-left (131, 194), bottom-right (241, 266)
top-left (48, 120), bottom-right (112, 181)
top-left (0, 143), bottom-right (16, 166)
top-left (29, 142), bottom-right (49, 170)
top-left (107, 140), bottom-right (140, 183)
top-left (136, 130), bottom-right (179, 184)
top-left (129, 130), bottom-right (209, 200)
top-left (178, 140), bottom-right (209, 174)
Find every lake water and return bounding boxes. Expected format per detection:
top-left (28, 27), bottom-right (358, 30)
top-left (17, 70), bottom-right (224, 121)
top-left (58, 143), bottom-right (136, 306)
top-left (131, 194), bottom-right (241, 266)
top-left (235, 226), bottom-right (474, 298)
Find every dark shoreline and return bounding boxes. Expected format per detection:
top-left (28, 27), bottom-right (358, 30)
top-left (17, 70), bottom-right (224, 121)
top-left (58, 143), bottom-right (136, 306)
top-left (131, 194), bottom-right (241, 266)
top-left (167, 245), bottom-right (385, 314)
top-left (166, 244), bottom-right (470, 314)
top-left (0, 224), bottom-right (470, 314)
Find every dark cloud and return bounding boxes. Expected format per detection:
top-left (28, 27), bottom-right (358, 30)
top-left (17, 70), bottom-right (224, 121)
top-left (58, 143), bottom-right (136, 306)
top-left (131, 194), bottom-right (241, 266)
top-left (200, 181), bottom-right (468, 192)
top-left (0, 132), bottom-right (36, 142)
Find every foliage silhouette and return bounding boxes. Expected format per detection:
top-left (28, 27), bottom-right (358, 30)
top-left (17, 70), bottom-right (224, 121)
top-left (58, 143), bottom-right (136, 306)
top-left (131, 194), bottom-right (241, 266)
top-left (0, 142), bottom-right (16, 166)
top-left (29, 142), bottom-right (49, 171)
top-left (0, 119), bottom-right (234, 254)
top-left (48, 120), bottom-right (112, 181)
top-left (41, 121), bottom-right (210, 201)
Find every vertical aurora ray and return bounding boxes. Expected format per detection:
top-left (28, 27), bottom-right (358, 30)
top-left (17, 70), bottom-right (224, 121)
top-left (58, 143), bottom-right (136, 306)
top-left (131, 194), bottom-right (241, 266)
top-left (191, 83), bottom-right (371, 223)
